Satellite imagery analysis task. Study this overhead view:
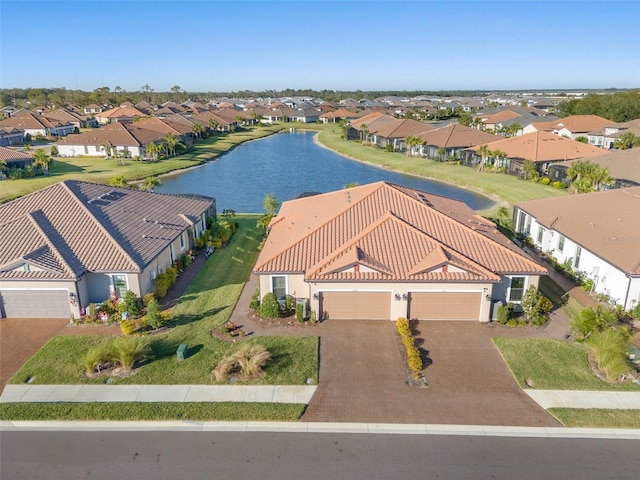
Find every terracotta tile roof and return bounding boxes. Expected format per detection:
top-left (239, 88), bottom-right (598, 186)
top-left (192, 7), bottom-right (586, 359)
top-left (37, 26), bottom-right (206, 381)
top-left (350, 113), bottom-right (399, 133)
top-left (56, 122), bottom-right (142, 147)
top-left (0, 181), bottom-right (214, 280)
top-left (255, 182), bottom-right (545, 282)
top-left (468, 131), bottom-right (605, 163)
top-left (371, 119), bottom-right (435, 138)
top-left (554, 148), bottom-right (640, 184)
top-left (0, 146), bottom-right (33, 162)
top-left (480, 110), bottom-right (522, 124)
top-left (98, 105), bottom-right (146, 119)
top-left (192, 111), bottom-right (232, 126)
top-left (41, 108), bottom-right (87, 124)
top-left (516, 187), bottom-right (640, 274)
top-left (418, 124), bottom-right (501, 148)
top-left (0, 112), bottom-right (61, 130)
top-left (319, 108), bottom-right (360, 119)
top-left (554, 115), bottom-right (614, 134)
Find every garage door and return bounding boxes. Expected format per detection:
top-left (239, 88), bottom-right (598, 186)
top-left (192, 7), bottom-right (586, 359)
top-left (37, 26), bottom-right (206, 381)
top-left (408, 292), bottom-right (481, 321)
top-left (320, 291), bottom-right (391, 320)
top-left (0, 290), bottom-right (70, 318)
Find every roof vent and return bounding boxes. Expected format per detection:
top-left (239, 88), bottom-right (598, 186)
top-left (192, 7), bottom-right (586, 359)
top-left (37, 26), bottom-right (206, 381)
top-left (142, 234), bottom-right (147, 238)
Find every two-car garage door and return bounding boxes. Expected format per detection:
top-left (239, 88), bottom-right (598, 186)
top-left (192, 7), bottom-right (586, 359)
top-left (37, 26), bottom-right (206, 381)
top-left (408, 292), bottom-right (481, 321)
top-left (320, 292), bottom-right (390, 320)
top-left (0, 290), bottom-right (70, 319)
top-left (319, 291), bottom-right (482, 321)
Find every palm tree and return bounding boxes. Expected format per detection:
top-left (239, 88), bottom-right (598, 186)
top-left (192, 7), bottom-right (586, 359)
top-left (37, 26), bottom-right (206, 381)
top-left (33, 148), bottom-right (51, 175)
top-left (208, 118), bottom-right (219, 134)
top-left (140, 176), bottom-right (161, 192)
top-left (476, 145), bottom-right (490, 172)
top-left (0, 158), bottom-right (6, 180)
top-left (495, 206), bottom-right (511, 229)
top-left (436, 146), bottom-right (447, 162)
top-left (491, 149), bottom-right (506, 172)
top-left (191, 124), bottom-right (204, 139)
top-left (591, 165), bottom-right (613, 191)
top-left (405, 135), bottom-right (423, 157)
top-left (164, 133), bottom-right (178, 157)
top-left (145, 142), bottom-right (159, 162)
top-left (360, 124), bottom-right (369, 144)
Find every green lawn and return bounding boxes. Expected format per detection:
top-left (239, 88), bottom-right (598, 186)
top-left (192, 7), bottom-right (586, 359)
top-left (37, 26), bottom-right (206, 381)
top-left (0, 125), bottom-right (290, 203)
top-left (8, 217), bottom-right (319, 386)
top-left (492, 337), bottom-right (640, 391)
top-left (317, 126), bottom-right (567, 208)
top-left (0, 402), bottom-right (305, 421)
top-left (549, 408), bottom-right (640, 429)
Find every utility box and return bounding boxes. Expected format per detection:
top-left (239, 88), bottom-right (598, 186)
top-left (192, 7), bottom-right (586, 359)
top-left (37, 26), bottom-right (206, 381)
top-left (491, 300), bottom-right (504, 322)
top-left (296, 298), bottom-right (309, 319)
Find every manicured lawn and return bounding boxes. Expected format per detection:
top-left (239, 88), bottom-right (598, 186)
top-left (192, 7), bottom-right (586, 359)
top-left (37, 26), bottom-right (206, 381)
top-left (317, 126), bottom-right (566, 208)
top-left (0, 402), bottom-right (305, 421)
top-left (492, 337), bottom-right (640, 391)
top-left (549, 408), bottom-right (640, 429)
top-left (0, 125), bottom-right (289, 203)
top-left (8, 216), bottom-right (319, 386)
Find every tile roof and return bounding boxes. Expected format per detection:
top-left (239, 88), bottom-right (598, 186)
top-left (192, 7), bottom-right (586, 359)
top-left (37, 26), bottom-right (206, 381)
top-left (418, 124), bottom-right (501, 148)
top-left (0, 181), bottom-right (214, 280)
top-left (554, 115), bottom-right (614, 134)
top-left (553, 148), bottom-right (640, 184)
top-left (516, 187), bottom-right (640, 275)
top-left (0, 146), bottom-right (33, 162)
top-left (468, 131), bottom-right (605, 163)
top-left (97, 105), bottom-right (146, 119)
top-left (0, 112), bottom-right (62, 130)
top-left (371, 119), bottom-right (435, 139)
top-left (255, 182), bottom-right (545, 282)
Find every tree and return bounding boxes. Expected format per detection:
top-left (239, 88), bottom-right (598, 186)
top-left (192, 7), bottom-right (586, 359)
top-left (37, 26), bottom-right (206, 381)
top-left (404, 135), bottom-right (423, 157)
top-left (33, 148), bottom-right (51, 175)
top-left (257, 193), bottom-right (279, 230)
top-left (145, 142), bottom-right (159, 161)
top-left (495, 206), bottom-right (511, 229)
top-left (141, 84), bottom-right (154, 102)
top-left (566, 160), bottom-right (612, 193)
top-left (164, 133), bottom-right (178, 156)
top-left (613, 131), bottom-right (640, 150)
top-left (436, 146), bottom-right (447, 162)
top-left (476, 145), bottom-right (490, 172)
top-left (491, 149), bottom-right (506, 171)
top-left (521, 159), bottom-right (540, 181)
top-left (570, 305), bottom-right (617, 340)
top-left (191, 123), bottom-right (204, 139)
top-left (140, 176), bottom-right (161, 192)
top-left (457, 111), bottom-right (473, 127)
top-left (208, 118), bottom-right (219, 133)
top-left (108, 175), bottom-right (134, 189)
top-left (0, 158), bottom-right (6, 179)
top-left (575, 136), bottom-right (588, 143)
top-left (360, 124), bottom-right (369, 144)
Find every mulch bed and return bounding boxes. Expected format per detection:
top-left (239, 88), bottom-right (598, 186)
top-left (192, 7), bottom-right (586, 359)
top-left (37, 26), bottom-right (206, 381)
top-left (247, 311), bottom-right (319, 329)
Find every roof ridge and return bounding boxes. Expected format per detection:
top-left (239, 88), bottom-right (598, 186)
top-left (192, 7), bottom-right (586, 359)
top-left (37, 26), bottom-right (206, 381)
top-left (26, 210), bottom-right (78, 279)
top-left (60, 181), bottom-right (141, 272)
top-left (305, 209), bottom-right (396, 278)
top-left (254, 183), bottom-right (388, 271)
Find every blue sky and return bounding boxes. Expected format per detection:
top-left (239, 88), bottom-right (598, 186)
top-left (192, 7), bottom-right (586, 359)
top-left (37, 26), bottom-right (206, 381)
top-left (1, 0), bottom-right (638, 92)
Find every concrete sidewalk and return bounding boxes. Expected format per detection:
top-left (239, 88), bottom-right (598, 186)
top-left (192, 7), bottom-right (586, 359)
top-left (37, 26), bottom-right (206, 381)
top-left (0, 384), bottom-right (316, 404)
top-left (525, 389), bottom-right (640, 409)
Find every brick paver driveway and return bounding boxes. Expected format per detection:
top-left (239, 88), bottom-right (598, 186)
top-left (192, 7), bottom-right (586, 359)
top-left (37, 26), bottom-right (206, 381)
top-left (301, 320), bottom-right (560, 426)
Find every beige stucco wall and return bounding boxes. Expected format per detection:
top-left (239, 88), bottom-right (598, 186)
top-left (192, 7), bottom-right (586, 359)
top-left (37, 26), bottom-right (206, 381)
top-left (0, 279), bottom-right (80, 318)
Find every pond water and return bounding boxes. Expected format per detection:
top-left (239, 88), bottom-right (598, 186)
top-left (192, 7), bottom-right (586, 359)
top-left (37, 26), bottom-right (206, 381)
top-left (156, 131), bottom-right (493, 212)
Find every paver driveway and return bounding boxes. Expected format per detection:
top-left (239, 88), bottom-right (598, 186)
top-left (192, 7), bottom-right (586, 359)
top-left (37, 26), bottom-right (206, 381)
top-left (301, 320), bottom-right (560, 426)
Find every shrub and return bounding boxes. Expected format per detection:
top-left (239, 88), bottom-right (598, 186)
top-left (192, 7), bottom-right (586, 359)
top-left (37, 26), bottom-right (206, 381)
top-left (145, 298), bottom-right (165, 329)
top-left (521, 286), bottom-right (553, 325)
top-left (99, 299), bottom-right (116, 316)
top-left (587, 328), bottom-right (631, 381)
top-left (120, 318), bottom-right (137, 335)
top-left (570, 305), bottom-right (617, 340)
top-left (384, 144), bottom-right (394, 152)
top-left (123, 290), bottom-right (142, 317)
top-left (296, 303), bottom-right (304, 323)
top-left (310, 309), bottom-right (317, 324)
top-left (630, 303), bottom-right (640, 320)
top-left (143, 292), bottom-right (156, 306)
top-left (497, 303), bottom-right (515, 324)
top-left (249, 287), bottom-right (260, 310)
top-left (112, 337), bottom-right (150, 371)
top-left (258, 292), bottom-right (281, 318)
top-left (551, 181), bottom-right (566, 189)
top-left (539, 177), bottom-right (551, 185)
top-left (396, 317), bottom-right (422, 378)
top-left (212, 344), bottom-right (271, 381)
top-left (285, 295), bottom-right (294, 315)
top-left (88, 303), bottom-right (97, 320)
top-left (83, 345), bottom-right (113, 375)
top-left (581, 278), bottom-right (594, 293)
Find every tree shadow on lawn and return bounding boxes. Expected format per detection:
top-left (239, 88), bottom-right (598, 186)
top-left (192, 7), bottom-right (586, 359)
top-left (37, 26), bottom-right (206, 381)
top-left (171, 305), bottom-right (231, 327)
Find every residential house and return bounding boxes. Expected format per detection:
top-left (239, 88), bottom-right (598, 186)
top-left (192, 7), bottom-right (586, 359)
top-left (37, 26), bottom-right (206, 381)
top-left (254, 182), bottom-right (546, 321)
top-left (587, 119), bottom-right (640, 149)
top-left (0, 180), bottom-right (215, 319)
top-left (83, 104), bottom-right (103, 115)
top-left (416, 124), bottom-right (501, 160)
top-left (514, 187), bottom-right (640, 309)
top-left (553, 115), bottom-right (614, 140)
top-left (0, 112), bottom-right (75, 138)
top-left (0, 127), bottom-right (24, 146)
top-left (287, 108), bottom-right (322, 123)
top-left (465, 131), bottom-right (605, 176)
top-left (319, 108), bottom-right (360, 124)
top-left (347, 112), bottom-right (398, 141)
top-left (0, 146), bottom-right (33, 177)
top-left (41, 107), bottom-right (98, 129)
top-left (95, 105), bottom-right (146, 125)
top-left (368, 119), bottom-right (435, 151)
top-left (548, 148), bottom-right (640, 189)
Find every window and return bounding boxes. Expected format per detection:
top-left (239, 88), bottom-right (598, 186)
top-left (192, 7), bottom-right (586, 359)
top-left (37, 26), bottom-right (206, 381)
top-left (271, 276), bottom-right (286, 300)
top-left (509, 277), bottom-right (526, 302)
top-left (537, 226), bottom-right (545, 244)
top-left (180, 231), bottom-right (187, 250)
top-left (575, 246), bottom-right (582, 269)
top-left (524, 216), bottom-right (532, 235)
top-left (557, 235), bottom-right (565, 253)
top-left (112, 275), bottom-right (127, 298)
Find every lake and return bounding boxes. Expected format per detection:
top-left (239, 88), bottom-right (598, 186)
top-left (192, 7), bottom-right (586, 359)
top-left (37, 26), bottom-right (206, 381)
top-left (157, 131), bottom-right (493, 212)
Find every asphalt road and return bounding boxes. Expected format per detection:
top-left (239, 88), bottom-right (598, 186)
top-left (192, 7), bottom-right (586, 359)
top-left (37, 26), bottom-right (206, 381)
top-left (2, 431), bottom-right (638, 479)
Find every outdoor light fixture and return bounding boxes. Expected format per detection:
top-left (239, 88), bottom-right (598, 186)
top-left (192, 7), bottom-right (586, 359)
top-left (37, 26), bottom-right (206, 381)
top-left (394, 294), bottom-right (401, 301)
top-left (313, 293), bottom-right (319, 300)
top-left (402, 293), bottom-right (408, 301)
